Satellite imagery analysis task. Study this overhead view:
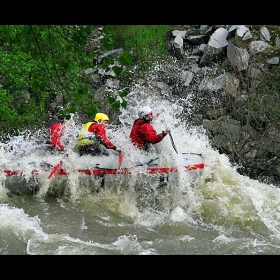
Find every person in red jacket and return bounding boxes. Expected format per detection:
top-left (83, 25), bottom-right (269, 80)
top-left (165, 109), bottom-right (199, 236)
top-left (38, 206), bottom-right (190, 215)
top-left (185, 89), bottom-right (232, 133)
top-left (77, 112), bottom-right (122, 156)
top-left (47, 121), bottom-right (65, 151)
top-left (46, 108), bottom-right (67, 152)
top-left (130, 106), bottom-right (171, 152)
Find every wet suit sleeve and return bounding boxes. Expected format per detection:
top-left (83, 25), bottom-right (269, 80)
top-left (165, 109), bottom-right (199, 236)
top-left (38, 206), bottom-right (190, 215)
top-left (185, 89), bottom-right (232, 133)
top-left (92, 125), bottom-right (117, 150)
top-left (140, 123), bottom-right (166, 144)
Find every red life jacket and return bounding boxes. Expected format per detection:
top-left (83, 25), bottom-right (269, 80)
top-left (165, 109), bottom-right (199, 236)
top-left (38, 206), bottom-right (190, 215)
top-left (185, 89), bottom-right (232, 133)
top-left (130, 118), bottom-right (165, 150)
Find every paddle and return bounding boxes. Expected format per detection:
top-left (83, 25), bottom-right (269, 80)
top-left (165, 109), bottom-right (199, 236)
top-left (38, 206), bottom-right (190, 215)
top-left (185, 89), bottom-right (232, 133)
top-left (137, 156), bottom-right (159, 166)
top-left (47, 148), bottom-right (72, 179)
top-left (163, 113), bottom-right (178, 154)
top-left (118, 151), bottom-right (123, 170)
top-left (48, 161), bottom-right (62, 179)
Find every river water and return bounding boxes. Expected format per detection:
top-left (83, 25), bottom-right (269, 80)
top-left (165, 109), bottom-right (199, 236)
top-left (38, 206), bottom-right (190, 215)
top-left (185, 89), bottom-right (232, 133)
top-left (2, 66), bottom-right (280, 255)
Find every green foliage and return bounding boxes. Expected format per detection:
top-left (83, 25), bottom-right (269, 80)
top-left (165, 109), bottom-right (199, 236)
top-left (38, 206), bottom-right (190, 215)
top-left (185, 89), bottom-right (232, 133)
top-left (0, 25), bottom-right (178, 136)
top-left (108, 90), bottom-right (129, 111)
top-left (0, 88), bottom-right (48, 133)
top-left (100, 25), bottom-right (115, 51)
top-left (0, 89), bottom-right (18, 132)
top-left (0, 25), bottom-right (135, 135)
top-left (0, 25), bottom-right (95, 130)
top-left (113, 25), bottom-right (177, 75)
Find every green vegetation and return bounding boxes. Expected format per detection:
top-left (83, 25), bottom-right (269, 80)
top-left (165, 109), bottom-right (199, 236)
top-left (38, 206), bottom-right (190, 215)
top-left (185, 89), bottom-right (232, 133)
top-left (0, 25), bottom-right (176, 136)
top-left (113, 25), bottom-right (176, 74)
top-left (0, 25), bottom-right (102, 134)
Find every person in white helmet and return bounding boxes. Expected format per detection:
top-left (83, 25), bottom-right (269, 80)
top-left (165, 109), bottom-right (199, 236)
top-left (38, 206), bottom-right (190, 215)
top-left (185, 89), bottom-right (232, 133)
top-left (129, 106), bottom-right (171, 151)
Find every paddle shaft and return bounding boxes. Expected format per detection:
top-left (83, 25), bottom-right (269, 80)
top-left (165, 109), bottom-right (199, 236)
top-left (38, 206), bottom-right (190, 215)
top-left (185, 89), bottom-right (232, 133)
top-left (163, 113), bottom-right (178, 154)
top-left (48, 161), bottom-right (62, 179)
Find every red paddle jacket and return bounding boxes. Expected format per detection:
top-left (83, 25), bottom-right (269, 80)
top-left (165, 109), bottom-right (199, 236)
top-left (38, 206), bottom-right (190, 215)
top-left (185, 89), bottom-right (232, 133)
top-left (130, 118), bottom-right (166, 150)
top-left (48, 122), bottom-right (65, 151)
top-left (88, 122), bottom-right (117, 150)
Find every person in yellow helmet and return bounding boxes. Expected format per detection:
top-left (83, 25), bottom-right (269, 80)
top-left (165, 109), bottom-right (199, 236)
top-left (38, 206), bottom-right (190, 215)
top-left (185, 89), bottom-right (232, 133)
top-left (77, 112), bottom-right (122, 156)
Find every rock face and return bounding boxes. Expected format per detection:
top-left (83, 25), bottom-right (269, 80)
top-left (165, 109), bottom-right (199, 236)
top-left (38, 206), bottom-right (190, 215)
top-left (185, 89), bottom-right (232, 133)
top-left (163, 25), bottom-right (280, 183)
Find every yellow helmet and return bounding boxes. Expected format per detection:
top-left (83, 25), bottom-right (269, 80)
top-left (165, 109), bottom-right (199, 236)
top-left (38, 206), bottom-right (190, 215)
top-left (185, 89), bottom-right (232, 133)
top-left (94, 113), bottom-right (109, 122)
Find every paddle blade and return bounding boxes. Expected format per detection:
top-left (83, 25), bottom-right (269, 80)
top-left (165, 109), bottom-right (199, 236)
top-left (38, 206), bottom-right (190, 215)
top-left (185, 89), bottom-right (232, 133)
top-left (169, 133), bottom-right (178, 154)
top-left (48, 161), bottom-right (62, 179)
top-left (118, 152), bottom-right (123, 170)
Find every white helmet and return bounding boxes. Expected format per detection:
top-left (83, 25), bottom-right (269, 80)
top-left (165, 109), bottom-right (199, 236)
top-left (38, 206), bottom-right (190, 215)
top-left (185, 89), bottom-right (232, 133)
top-left (138, 106), bottom-right (152, 119)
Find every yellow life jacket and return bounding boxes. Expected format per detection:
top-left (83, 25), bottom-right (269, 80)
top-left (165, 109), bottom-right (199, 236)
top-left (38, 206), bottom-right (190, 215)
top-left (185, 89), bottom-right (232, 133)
top-left (77, 122), bottom-right (99, 147)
